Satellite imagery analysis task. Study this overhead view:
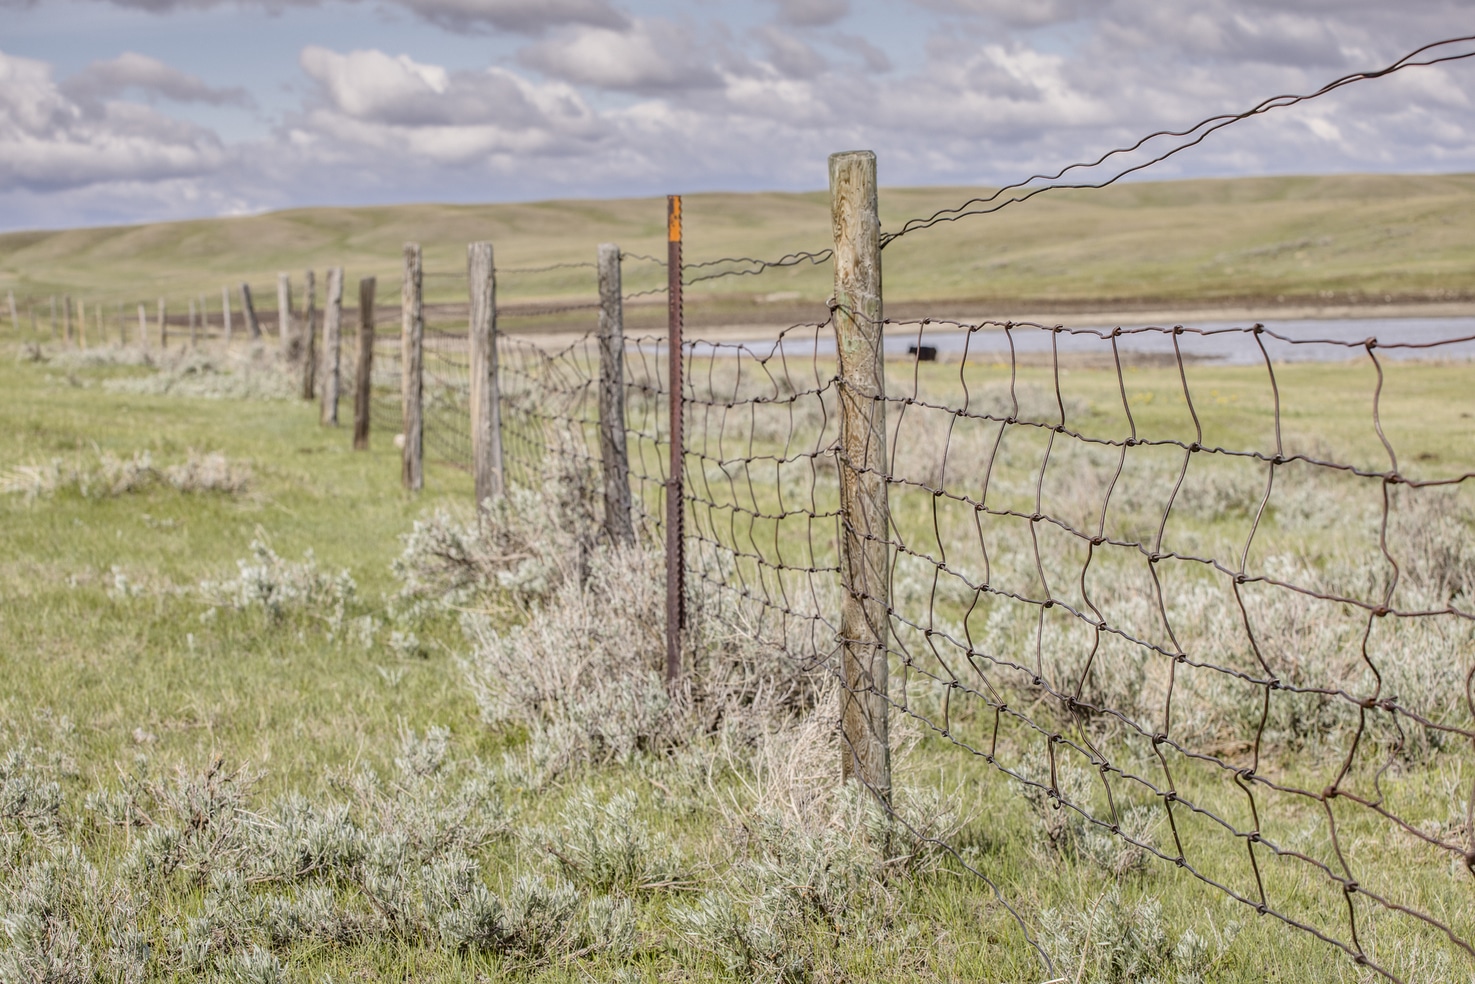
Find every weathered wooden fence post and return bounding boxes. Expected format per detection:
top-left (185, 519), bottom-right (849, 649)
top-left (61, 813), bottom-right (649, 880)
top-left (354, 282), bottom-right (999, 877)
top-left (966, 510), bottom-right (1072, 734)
top-left (666, 196), bottom-right (685, 689)
top-left (352, 277), bottom-right (375, 451)
top-left (241, 283), bottom-right (261, 340)
top-left (401, 244), bottom-right (424, 492)
top-left (63, 296), bottom-right (72, 345)
top-left (189, 298), bottom-right (198, 347)
top-left (77, 299), bottom-right (86, 349)
top-left (468, 241), bottom-right (503, 507)
top-left (157, 299), bottom-right (168, 349)
top-left (278, 273), bottom-right (295, 361)
top-left (830, 149), bottom-right (892, 803)
top-left (7, 290), bottom-right (16, 332)
top-left (117, 303), bottom-right (125, 345)
top-left (222, 286), bottom-right (233, 345)
top-left (598, 242), bottom-right (634, 545)
top-left (137, 304), bottom-right (148, 351)
top-left (321, 268), bottom-right (344, 426)
top-left (49, 296), bottom-right (56, 339)
top-left (302, 270), bottom-right (318, 400)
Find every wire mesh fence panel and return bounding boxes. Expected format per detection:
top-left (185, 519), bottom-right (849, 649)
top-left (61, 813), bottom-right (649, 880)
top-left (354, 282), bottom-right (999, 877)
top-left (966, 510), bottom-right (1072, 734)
top-left (497, 333), bottom-right (602, 492)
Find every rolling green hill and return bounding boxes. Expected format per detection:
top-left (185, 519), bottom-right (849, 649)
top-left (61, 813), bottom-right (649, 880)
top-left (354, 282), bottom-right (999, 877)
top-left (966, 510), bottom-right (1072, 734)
top-left (3, 173), bottom-right (1475, 325)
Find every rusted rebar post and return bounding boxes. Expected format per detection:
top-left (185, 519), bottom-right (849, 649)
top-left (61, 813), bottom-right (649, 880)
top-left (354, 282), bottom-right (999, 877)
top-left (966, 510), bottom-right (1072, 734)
top-left (666, 196), bottom-right (685, 690)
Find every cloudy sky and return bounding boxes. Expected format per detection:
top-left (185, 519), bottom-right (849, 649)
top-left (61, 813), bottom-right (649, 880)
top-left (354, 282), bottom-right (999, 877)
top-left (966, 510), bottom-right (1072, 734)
top-left (2, 0), bottom-right (1474, 230)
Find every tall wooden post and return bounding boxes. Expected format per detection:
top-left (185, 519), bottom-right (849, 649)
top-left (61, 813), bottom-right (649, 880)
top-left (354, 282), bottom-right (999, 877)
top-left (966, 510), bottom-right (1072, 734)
top-left (353, 277), bottom-right (375, 451)
top-left (468, 241), bottom-right (503, 507)
top-left (302, 270), bottom-right (318, 400)
top-left (137, 304), bottom-right (148, 351)
top-left (63, 296), bottom-right (72, 345)
top-left (77, 299), bottom-right (86, 349)
top-left (49, 296), bottom-right (56, 339)
top-left (157, 299), bottom-right (168, 349)
top-left (241, 283), bottom-right (261, 340)
top-left (117, 303), bottom-right (124, 345)
top-left (278, 273), bottom-right (295, 361)
top-left (401, 245), bottom-right (424, 492)
top-left (598, 242), bottom-right (633, 545)
top-left (321, 268), bottom-right (344, 426)
top-left (666, 196), bottom-right (685, 689)
top-left (6, 290), bottom-right (17, 332)
top-left (830, 150), bottom-right (891, 803)
top-left (222, 286), bottom-right (233, 345)
top-left (188, 298), bottom-right (198, 347)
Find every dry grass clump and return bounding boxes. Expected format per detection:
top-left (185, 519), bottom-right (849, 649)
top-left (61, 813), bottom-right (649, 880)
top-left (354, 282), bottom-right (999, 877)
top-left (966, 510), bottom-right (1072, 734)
top-left (199, 537), bottom-right (358, 634)
top-left (2, 449), bottom-right (251, 500)
top-left (99, 345), bottom-right (298, 401)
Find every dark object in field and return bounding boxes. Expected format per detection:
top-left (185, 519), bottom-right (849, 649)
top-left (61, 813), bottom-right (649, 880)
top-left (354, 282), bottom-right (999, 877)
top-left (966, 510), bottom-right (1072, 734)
top-left (908, 344), bottom-right (937, 362)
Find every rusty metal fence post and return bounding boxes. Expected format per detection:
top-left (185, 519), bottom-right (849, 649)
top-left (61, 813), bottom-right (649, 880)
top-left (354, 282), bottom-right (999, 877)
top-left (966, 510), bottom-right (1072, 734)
top-left (468, 241), bottom-right (503, 507)
top-left (666, 196), bottom-right (685, 689)
top-left (598, 242), bottom-right (634, 545)
top-left (830, 150), bottom-right (892, 804)
top-left (401, 244), bottom-right (424, 492)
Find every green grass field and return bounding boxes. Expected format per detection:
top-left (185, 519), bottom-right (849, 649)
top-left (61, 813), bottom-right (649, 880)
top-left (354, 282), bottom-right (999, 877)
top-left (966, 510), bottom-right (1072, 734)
top-left (4, 173), bottom-right (1475, 325)
top-left (2, 331), bottom-right (1473, 982)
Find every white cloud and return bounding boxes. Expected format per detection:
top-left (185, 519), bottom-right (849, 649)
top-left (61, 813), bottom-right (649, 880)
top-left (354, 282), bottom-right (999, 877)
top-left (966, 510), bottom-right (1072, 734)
top-left (771, 0), bottom-right (849, 27)
top-left (519, 19), bottom-right (726, 93)
top-left (0, 50), bottom-right (226, 193)
top-left (63, 52), bottom-right (253, 107)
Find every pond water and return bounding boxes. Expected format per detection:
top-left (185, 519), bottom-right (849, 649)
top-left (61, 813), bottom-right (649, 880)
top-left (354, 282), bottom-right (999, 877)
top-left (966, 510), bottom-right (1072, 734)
top-left (688, 316), bottom-right (1475, 365)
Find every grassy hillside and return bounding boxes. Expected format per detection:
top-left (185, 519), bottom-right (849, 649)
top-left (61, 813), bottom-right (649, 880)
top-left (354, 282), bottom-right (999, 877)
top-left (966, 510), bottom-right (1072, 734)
top-left (3, 173), bottom-right (1475, 323)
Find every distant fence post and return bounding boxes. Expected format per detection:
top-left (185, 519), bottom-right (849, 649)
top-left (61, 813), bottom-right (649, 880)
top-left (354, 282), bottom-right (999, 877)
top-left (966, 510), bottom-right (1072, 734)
top-left (157, 298), bottom-right (167, 349)
top-left (302, 270), bottom-right (318, 400)
top-left (469, 240), bottom-right (504, 507)
top-left (829, 149), bottom-right (892, 804)
top-left (241, 283), bottom-right (261, 340)
top-left (321, 268), bottom-right (344, 426)
top-left (468, 241), bottom-right (503, 507)
top-left (7, 290), bottom-right (16, 332)
top-left (666, 196), bottom-right (685, 689)
top-left (598, 242), bottom-right (634, 546)
top-left (401, 244), bottom-right (424, 492)
top-left (117, 303), bottom-right (124, 345)
top-left (137, 304), bottom-right (148, 351)
top-left (353, 276), bottom-right (375, 451)
top-left (49, 296), bottom-right (56, 339)
top-left (278, 273), bottom-right (294, 362)
top-left (189, 298), bottom-right (198, 347)
top-left (63, 296), bottom-right (72, 345)
top-left (222, 286), bottom-right (233, 345)
top-left (77, 299), bottom-right (86, 349)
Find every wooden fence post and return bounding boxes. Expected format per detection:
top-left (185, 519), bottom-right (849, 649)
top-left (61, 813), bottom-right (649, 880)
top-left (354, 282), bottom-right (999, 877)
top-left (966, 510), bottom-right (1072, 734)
top-left (401, 244), bottom-right (424, 492)
top-left (598, 242), bottom-right (634, 544)
top-left (665, 196), bottom-right (685, 689)
top-left (78, 299), bottom-right (87, 349)
top-left (157, 299), bottom-right (168, 349)
top-left (241, 283), bottom-right (261, 340)
top-left (189, 299), bottom-right (198, 347)
top-left (6, 290), bottom-right (16, 332)
top-left (49, 296), bottom-right (56, 339)
top-left (222, 286), bottom-right (233, 345)
top-left (137, 304), bottom-right (148, 351)
top-left (321, 268), bottom-right (343, 426)
top-left (63, 296), bottom-right (72, 345)
top-left (468, 241), bottom-right (503, 507)
top-left (117, 303), bottom-right (124, 345)
top-left (830, 149), bottom-right (891, 804)
top-left (278, 273), bottom-right (295, 362)
top-left (353, 277), bottom-right (375, 451)
top-left (302, 270), bottom-right (318, 400)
